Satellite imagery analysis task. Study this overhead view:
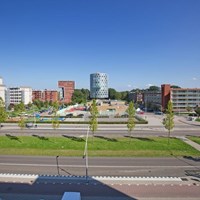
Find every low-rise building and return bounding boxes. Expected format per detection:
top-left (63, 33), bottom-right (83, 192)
top-left (161, 84), bottom-right (200, 112)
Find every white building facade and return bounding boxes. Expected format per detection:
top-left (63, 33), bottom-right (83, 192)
top-left (90, 72), bottom-right (108, 99)
top-left (171, 88), bottom-right (200, 112)
top-left (6, 86), bottom-right (32, 107)
top-left (0, 77), bottom-right (6, 103)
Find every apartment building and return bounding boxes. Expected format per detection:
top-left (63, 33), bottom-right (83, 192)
top-left (58, 81), bottom-right (75, 104)
top-left (6, 86), bottom-right (32, 107)
top-left (161, 84), bottom-right (200, 112)
top-left (43, 89), bottom-right (58, 102)
top-left (32, 90), bottom-right (43, 101)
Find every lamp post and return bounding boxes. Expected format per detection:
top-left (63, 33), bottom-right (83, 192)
top-left (56, 155), bottom-right (60, 175)
top-left (83, 126), bottom-right (89, 181)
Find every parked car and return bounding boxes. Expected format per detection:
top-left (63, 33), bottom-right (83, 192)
top-left (154, 111), bottom-right (163, 115)
top-left (77, 114), bottom-right (84, 118)
top-left (66, 113), bottom-right (73, 118)
top-left (26, 122), bottom-right (37, 128)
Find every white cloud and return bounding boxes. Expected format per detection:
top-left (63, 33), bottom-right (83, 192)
top-left (146, 83), bottom-right (153, 87)
top-left (192, 77), bottom-right (197, 81)
top-left (127, 84), bottom-right (132, 88)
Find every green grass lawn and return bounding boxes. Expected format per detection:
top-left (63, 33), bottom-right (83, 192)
top-left (188, 136), bottom-right (200, 145)
top-left (0, 135), bottom-right (200, 157)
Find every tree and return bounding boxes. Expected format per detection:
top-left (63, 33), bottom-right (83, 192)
top-left (52, 113), bottom-right (60, 129)
top-left (52, 101), bottom-right (60, 129)
top-left (126, 101), bottom-right (135, 138)
top-left (18, 116), bottom-right (26, 130)
top-left (163, 101), bottom-right (174, 144)
top-left (186, 105), bottom-right (192, 113)
top-left (89, 99), bottom-right (99, 138)
top-left (0, 98), bottom-right (7, 128)
top-left (148, 85), bottom-right (160, 91)
top-left (194, 106), bottom-right (200, 118)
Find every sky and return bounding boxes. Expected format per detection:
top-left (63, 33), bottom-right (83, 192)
top-left (0, 0), bottom-right (200, 91)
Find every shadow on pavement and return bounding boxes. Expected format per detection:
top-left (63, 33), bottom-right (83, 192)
top-left (0, 175), bottom-right (137, 200)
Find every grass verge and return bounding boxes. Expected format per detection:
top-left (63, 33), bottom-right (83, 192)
top-left (0, 135), bottom-right (199, 157)
top-left (187, 136), bottom-right (200, 145)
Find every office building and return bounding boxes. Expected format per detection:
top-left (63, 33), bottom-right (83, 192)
top-left (90, 72), bottom-right (108, 99)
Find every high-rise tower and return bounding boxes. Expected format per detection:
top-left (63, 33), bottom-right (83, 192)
top-left (90, 72), bottom-right (108, 99)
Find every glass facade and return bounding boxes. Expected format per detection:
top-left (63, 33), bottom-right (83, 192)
top-left (90, 73), bottom-right (108, 99)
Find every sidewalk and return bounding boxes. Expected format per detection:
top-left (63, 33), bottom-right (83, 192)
top-left (177, 136), bottom-right (200, 152)
top-left (177, 116), bottom-right (200, 126)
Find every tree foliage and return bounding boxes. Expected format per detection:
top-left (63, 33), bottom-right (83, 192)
top-left (126, 101), bottom-right (135, 137)
top-left (148, 86), bottom-right (160, 91)
top-left (18, 116), bottom-right (26, 130)
top-left (72, 89), bottom-right (89, 104)
top-left (14, 102), bottom-right (25, 112)
top-left (0, 98), bottom-right (7, 128)
top-left (163, 101), bottom-right (174, 144)
top-left (89, 99), bottom-right (99, 137)
top-left (195, 106), bottom-right (200, 118)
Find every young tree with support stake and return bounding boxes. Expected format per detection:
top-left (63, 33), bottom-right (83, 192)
top-left (163, 100), bottom-right (174, 144)
top-left (52, 101), bottom-right (60, 130)
top-left (0, 98), bottom-right (7, 129)
top-left (126, 101), bottom-right (135, 138)
top-left (89, 99), bottom-right (99, 138)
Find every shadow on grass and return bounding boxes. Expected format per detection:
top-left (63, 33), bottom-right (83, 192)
top-left (32, 134), bottom-right (49, 141)
top-left (94, 135), bottom-right (118, 142)
top-left (183, 156), bottom-right (200, 162)
top-left (5, 134), bottom-right (21, 142)
top-left (62, 135), bottom-right (85, 142)
top-left (124, 136), bottom-right (154, 142)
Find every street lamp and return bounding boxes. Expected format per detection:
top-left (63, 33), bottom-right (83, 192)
top-left (83, 126), bottom-right (89, 181)
top-left (56, 155), bottom-right (60, 175)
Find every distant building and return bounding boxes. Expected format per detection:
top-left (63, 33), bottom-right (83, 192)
top-left (90, 72), bottom-right (108, 99)
top-left (161, 84), bottom-right (200, 112)
top-left (43, 89), bottom-right (58, 102)
top-left (129, 91), bottom-right (144, 103)
top-left (6, 86), bottom-right (32, 107)
top-left (58, 81), bottom-right (75, 104)
top-left (144, 91), bottom-right (161, 111)
top-left (32, 89), bottom-right (58, 102)
top-left (0, 77), bottom-right (6, 103)
top-left (32, 90), bottom-right (43, 101)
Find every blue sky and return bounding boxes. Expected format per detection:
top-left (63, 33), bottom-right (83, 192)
top-left (0, 0), bottom-right (200, 91)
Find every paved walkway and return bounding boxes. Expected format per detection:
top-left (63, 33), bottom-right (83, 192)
top-left (177, 136), bottom-right (200, 151)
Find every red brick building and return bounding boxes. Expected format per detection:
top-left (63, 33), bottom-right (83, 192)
top-left (161, 84), bottom-right (171, 111)
top-left (32, 90), bottom-right (43, 101)
top-left (58, 81), bottom-right (75, 104)
top-left (32, 90), bottom-right (58, 102)
top-left (43, 89), bottom-right (58, 102)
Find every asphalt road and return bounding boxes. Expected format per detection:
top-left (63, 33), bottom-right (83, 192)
top-left (0, 156), bottom-right (200, 177)
top-left (1, 123), bottom-right (200, 137)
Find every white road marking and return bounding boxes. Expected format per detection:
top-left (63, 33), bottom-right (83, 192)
top-left (0, 163), bottom-right (197, 168)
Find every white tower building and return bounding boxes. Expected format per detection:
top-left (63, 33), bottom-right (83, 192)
top-left (90, 72), bottom-right (108, 99)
